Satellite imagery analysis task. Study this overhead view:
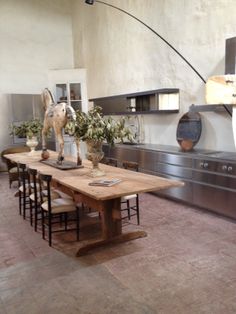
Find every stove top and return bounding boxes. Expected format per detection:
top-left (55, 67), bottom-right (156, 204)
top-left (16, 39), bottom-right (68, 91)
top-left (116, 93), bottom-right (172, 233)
top-left (198, 151), bottom-right (236, 161)
top-left (117, 143), bottom-right (236, 161)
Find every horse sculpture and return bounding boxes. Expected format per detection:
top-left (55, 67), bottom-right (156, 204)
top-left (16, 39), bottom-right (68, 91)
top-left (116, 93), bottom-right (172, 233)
top-left (41, 88), bottom-right (81, 165)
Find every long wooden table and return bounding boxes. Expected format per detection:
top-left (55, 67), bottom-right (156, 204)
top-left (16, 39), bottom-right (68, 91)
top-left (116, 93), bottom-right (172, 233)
top-left (5, 150), bottom-right (184, 256)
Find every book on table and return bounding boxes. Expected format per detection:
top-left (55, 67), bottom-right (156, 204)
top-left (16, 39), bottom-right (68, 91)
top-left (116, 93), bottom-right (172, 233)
top-left (89, 178), bottom-right (122, 187)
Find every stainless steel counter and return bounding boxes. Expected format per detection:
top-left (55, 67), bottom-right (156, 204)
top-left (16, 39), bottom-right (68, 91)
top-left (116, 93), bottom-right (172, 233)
top-left (103, 143), bottom-right (236, 220)
top-left (117, 143), bottom-right (236, 159)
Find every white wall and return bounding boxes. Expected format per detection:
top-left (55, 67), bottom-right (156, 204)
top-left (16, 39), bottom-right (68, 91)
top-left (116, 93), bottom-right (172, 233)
top-left (72, 0), bottom-right (236, 151)
top-left (1, 0), bottom-right (236, 156)
top-left (0, 0), bottom-right (74, 170)
top-left (0, 0), bottom-right (74, 169)
top-left (0, 0), bottom-right (74, 94)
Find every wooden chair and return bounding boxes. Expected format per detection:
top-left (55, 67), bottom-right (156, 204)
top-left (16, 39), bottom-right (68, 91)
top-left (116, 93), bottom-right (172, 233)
top-left (28, 168), bottom-right (68, 231)
top-left (17, 162), bottom-right (31, 219)
top-left (28, 168), bottom-right (38, 228)
top-left (101, 157), bottom-right (118, 167)
top-left (38, 173), bottom-right (80, 247)
top-left (28, 168), bottom-right (63, 232)
top-left (121, 161), bottom-right (140, 225)
top-left (1, 146), bottom-right (30, 188)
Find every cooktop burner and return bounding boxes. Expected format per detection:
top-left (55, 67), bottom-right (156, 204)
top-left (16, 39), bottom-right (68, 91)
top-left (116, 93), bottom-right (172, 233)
top-left (200, 152), bottom-right (236, 161)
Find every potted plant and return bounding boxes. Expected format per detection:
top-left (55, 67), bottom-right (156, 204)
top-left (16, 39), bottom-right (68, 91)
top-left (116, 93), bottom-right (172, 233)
top-left (10, 118), bottom-right (43, 153)
top-left (65, 106), bottom-right (133, 176)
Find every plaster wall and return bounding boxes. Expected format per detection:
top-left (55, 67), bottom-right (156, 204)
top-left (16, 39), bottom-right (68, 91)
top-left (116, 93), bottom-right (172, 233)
top-left (72, 0), bottom-right (236, 151)
top-left (0, 0), bottom-right (74, 164)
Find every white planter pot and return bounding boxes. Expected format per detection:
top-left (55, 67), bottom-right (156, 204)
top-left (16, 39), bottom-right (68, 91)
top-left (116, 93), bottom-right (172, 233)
top-left (26, 136), bottom-right (39, 154)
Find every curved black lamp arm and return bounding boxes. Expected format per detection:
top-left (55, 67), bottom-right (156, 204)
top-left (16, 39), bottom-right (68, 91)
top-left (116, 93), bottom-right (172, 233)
top-left (85, 0), bottom-right (232, 117)
top-left (86, 0), bottom-right (206, 84)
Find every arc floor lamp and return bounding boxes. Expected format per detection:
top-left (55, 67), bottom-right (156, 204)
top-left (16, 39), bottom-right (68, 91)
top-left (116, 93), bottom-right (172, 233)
top-left (85, 0), bottom-right (232, 118)
top-left (84, 0), bottom-right (233, 117)
top-left (85, 0), bottom-right (206, 84)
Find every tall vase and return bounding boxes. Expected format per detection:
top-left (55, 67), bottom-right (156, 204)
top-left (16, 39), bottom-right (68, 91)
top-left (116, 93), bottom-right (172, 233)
top-left (75, 138), bottom-right (82, 166)
top-left (86, 140), bottom-right (105, 177)
top-left (26, 136), bottom-right (38, 155)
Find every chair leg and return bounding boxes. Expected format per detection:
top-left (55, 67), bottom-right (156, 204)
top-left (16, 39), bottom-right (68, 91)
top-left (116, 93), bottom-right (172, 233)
top-left (59, 213), bottom-right (63, 226)
top-left (136, 195), bottom-right (140, 225)
top-left (127, 200), bottom-right (131, 220)
top-left (29, 199), bottom-right (33, 226)
top-left (42, 209), bottom-right (45, 240)
top-left (34, 205), bottom-right (37, 232)
top-left (34, 201), bottom-right (38, 232)
top-left (19, 191), bottom-right (22, 215)
top-left (65, 213), bottom-right (68, 231)
top-left (48, 213), bottom-right (52, 247)
top-left (76, 207), bottom-right (80, 241)
top-left (23, 191), bottom-right (26, 219)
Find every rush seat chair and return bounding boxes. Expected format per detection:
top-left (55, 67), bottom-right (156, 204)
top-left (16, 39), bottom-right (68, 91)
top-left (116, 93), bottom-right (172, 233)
top-left (101, 157), bottom-right (118, 167)
top-left (27, 168), bottom-right (61, 232)
top-left (121, 161), bottom-right (140, 225)
top-left (1, 146), bottom-right (30, 188)
top-left (38, 173), bottom-right (80, 247)
top-left (17, 162), bottom-right (31, 219)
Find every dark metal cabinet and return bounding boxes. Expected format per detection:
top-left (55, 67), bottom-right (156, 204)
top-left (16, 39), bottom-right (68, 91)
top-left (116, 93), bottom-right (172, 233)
top-left (90, 89), bottom-right (179, 115)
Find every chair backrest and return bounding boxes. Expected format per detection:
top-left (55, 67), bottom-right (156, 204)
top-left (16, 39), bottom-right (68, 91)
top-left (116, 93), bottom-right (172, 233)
top-left (122, 161), bottom-right (139, 172)
top-left (17, 162), bottom-right (28, 189)
top-left (28, 168), bottom-right (37, 180)
top-left (1, 146), bottom-right (30, 174)
top-left (101, 157), bottom-right (118, 167)
top-left (28, 167), bottom-right (38, 203)
top-left (38, 173), bottom-right (52, 212)
top-left (106, 157), bottom-right (118, 167)
top-left (5, 159), bottom-right (17, 172)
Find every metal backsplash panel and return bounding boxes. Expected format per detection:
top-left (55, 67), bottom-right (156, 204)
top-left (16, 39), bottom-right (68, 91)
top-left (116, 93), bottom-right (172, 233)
top-left (225, 37), bottom-right (236, 74)
top-left (9, 94), bottom-right (55, 149)
top-left (11, 94), bottom-right (43, 122)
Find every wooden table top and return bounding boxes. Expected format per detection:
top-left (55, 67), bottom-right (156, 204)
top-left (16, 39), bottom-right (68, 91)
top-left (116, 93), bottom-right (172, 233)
top-left (5, 150), bottom-right (184, 201)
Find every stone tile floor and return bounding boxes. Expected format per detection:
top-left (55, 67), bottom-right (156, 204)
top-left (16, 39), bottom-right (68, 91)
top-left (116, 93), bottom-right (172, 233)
top-left (1, 172), bottom-right (236, 313)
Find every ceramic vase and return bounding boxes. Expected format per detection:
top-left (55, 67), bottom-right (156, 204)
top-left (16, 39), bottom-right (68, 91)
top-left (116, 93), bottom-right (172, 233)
top-left (26, 136), bottom-right (38, 154)
top-left (75, 138), bottom-right (82, 166)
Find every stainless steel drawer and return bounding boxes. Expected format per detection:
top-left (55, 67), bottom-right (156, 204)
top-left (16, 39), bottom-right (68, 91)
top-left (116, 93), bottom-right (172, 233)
top-left (193, 170), bottom-right (236, 190)
top-left (108, 146), bottom-right (138, 163)
top-left (192, 183), bottom-right (236, 219)
top-left (158, 152), bottom-right (192, 167)
top-left (156, 163), bottom-right (192, 179)
top-left (154, 174), bottom-right (193, 203)
top-left (139, 150), bottom-right (157, 171)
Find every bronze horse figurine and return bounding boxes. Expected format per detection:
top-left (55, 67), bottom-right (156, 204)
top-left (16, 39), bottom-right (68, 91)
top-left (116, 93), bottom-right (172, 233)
top-left (41, 88), bottom-right (82, 165)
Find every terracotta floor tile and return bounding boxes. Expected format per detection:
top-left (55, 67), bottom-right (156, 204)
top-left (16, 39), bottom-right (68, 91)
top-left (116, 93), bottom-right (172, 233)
top-left (2, 171), bottom-right (236, 313)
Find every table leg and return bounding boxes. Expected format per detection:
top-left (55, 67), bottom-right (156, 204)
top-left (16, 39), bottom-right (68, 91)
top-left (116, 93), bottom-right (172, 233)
top-left (76, 230), bottom-right (147, 256)
top-left (76, 196), bottom-right (147, 256)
